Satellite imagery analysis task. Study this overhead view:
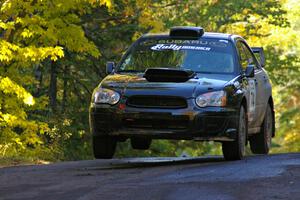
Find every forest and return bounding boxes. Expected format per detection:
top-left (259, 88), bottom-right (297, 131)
top-left (0, 0), bottom-right (299, 163)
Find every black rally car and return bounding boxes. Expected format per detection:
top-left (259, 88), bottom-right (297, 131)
top-left (89, 26), bottom-right (275, 160)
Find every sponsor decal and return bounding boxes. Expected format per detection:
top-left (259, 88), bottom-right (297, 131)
top-left (150, 44), bottom-right (211, 51)
top-left (141, 40), bottom-right (228, 47)
top-left (219, 39), bottom-right (229, 43)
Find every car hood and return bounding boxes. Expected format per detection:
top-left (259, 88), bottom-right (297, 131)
top-left (100, 73), bottom-right (236, 98)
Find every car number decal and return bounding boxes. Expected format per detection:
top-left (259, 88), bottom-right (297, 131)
top-left (248, 79), bottom-right (256, 121)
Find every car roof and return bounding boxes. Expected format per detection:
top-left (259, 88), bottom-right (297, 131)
top-left (141, 32), bottom-right (241, 41)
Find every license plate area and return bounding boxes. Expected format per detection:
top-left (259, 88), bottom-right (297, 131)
top-left (123, 112), bottom-right (189, 129)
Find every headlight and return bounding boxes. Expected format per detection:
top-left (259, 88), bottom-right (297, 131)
top-left (195, 90), bottom-right (226, 107)
top-left (93, 88), bottom-right (120, 105)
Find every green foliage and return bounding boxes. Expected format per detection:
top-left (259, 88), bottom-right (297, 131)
top-left (0, 0), bottom-right (110, 161)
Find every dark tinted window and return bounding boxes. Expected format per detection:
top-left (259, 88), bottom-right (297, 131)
top-left (118, 38), bottom-right (235, 74)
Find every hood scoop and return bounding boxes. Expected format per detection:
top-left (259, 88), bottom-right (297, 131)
top-left (144, 68), bottom-right (196, 82)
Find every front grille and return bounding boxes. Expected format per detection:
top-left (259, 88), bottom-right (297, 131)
top-left (127, 95), bottom-right (187, 109)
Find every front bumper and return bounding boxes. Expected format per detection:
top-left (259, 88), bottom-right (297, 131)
top-left (89, 99), bottom-right (239, 142)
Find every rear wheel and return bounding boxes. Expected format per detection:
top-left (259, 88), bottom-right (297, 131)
top-left (93, 136), bottom-right (117, 159)
top-left (249, 104), bottom-right (273, 154)
top-left (131, 138), bottom-right (152, 150)
top-left (222, 106), bottom-right (246, 160)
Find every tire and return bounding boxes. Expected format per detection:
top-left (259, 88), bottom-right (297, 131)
top-left (93, 136), bottom-right (117, 159)
top-left (249, 103), bottom-right (273, 154)
top-left (222, 106), bottom-right (247, 160)
top-left (131, 138), bottom-right (152, 150)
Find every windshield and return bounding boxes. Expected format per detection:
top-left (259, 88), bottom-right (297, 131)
top-left (118, 38), bottom-right (235, 74)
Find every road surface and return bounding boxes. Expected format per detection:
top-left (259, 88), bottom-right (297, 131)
top-left (0, 153), bottom-right (299, 200)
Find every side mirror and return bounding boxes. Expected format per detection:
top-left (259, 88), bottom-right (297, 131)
top-left (106, 61), bottom-right (115, 74)
top-left (251, 47), bottom-right (266, 68)
top-left (245, 65), bottom-right (255, 77)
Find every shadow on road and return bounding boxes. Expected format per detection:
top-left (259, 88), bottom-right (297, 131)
top-left (88, 156), bottom-right (225, 170)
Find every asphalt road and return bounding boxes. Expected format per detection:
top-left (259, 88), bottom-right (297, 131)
top-left (0, 153), bottom-right (299, 200)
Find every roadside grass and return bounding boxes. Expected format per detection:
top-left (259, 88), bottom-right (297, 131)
top-left (0, 156), bottom-right (50, 168)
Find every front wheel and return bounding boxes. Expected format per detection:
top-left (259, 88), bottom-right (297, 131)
top-left (93, 136), bottom-right (117, 159)
top-left (222, 106), bottom-right (247, 160)
top-left (249, 103), bottom-right (273, 154)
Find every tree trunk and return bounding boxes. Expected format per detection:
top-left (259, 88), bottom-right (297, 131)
top-left (61, 65), bottom-right (68, 112)
top-left (34, 65), bottom-right (43, 97)
top-left (49, 61), bottom-right (58, 112)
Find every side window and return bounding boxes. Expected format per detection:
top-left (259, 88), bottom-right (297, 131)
top-left (242, 43), bottom-right (259, 69)
top-left (236, 42), bottom-right (248, 70)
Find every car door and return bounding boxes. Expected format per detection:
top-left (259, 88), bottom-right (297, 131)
top-left (236, 41), bottom-right (264, 129)
top-left (242, 43), bottom-right (268, 128)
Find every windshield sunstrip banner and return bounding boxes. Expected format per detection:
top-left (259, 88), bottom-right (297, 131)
top-left (150, 44), bottom-right (211, 51)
